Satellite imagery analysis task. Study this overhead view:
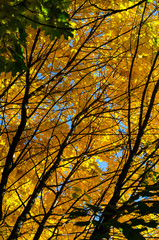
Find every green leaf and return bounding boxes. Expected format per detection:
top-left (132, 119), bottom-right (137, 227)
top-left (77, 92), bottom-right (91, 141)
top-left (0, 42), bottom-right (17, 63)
top-left (73, 187), bottom-right (82, 192)
top-left (86, 204), bottom-right (101, 213)
top-left (84, 190), bottom-right (92, 201)
top-left (145, 220), bottom-right (158, 228)
top-left (154, 37), bottom-right (159, 46)
top-left (91, 233), bottom-right (109, 239)
top-left (72, 192), bottom-right (79, 199)
top-left (19, 28), bottom-right (27, 46)
top-left (0, 55), bottom-right (5, 64)
top-left (0, 56), bottom-right (5, 73)
top-left (122, 224), bottom-right (145, 240)
top-left (136, 202), bottom-right (151, 215)
top-left (75, 220), bottom-right (90, 226)
top-left (92, 220), bottom-right (100, 226)
top-left (69, 209), bottom-right (88, 219)
top-left (6, 60), bottom-right (26, 76)
top-left (0, 0), bottom-right (74, 77)
top-left (129, 218), bottom-right (157, 229)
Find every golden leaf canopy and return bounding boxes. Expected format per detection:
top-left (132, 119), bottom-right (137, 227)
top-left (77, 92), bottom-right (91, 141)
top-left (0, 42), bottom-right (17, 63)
top-left (0, 0), bottom-right (159, 239)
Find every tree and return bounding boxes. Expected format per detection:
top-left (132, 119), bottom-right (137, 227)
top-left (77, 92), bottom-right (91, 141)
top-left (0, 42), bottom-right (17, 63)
top-left (0, 0), bottom-right (159, 239)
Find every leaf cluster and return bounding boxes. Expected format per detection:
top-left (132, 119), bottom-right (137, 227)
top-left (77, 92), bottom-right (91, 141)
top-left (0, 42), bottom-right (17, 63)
top-left (0, 0), bottom-right (73, 75)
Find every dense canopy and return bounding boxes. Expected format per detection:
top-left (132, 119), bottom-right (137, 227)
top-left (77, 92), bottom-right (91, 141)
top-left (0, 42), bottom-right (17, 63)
top-left (0, 0), bottom-right (159, 239)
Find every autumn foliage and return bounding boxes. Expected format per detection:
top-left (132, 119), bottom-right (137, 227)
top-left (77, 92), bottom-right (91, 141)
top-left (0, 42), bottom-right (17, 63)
top-left (0, 0), bottom-right (159, 239)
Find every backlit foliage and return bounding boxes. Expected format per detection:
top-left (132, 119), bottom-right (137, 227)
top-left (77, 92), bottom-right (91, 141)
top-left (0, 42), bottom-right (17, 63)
top-left (0, 0), bottom-right (159, 239)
